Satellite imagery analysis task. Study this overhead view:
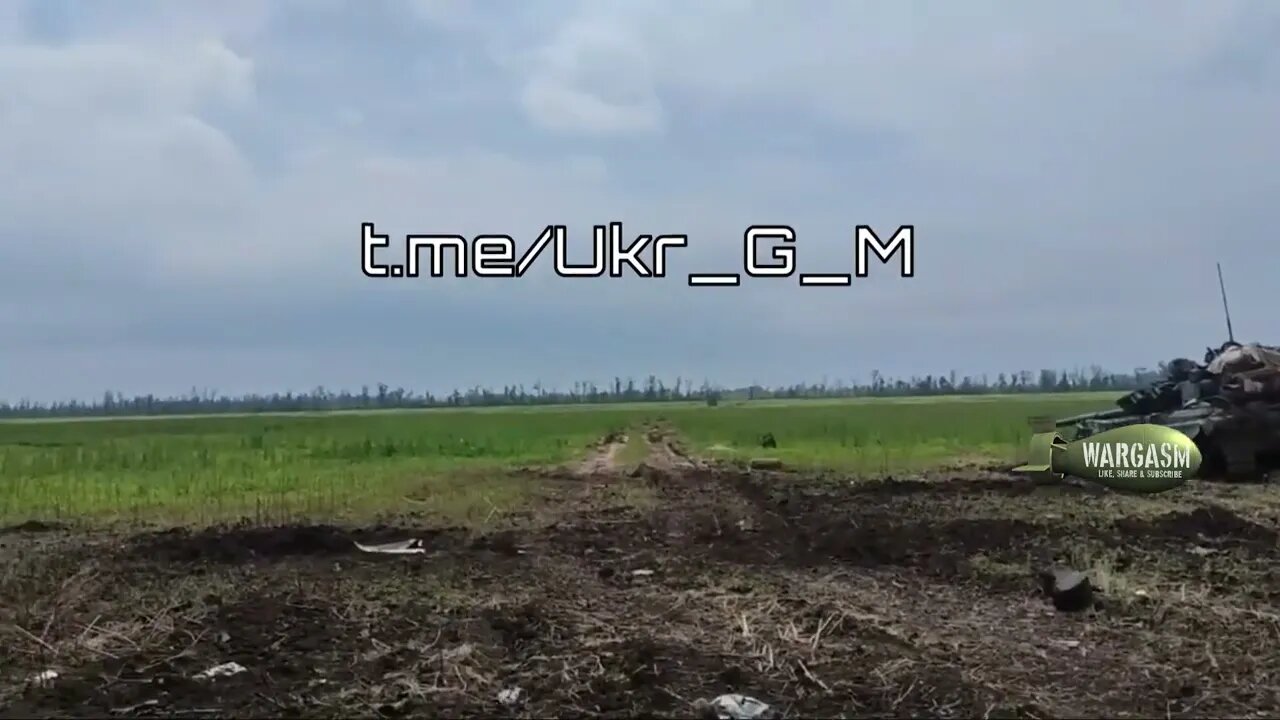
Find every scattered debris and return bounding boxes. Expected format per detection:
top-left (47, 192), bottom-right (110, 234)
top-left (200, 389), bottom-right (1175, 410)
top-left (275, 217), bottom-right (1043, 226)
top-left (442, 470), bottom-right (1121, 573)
top-left (354, 538), bottom-right (428, 554)
top-left (701, 693), bottom-right (772, 720)
top-left (28, 670), bottom-right (58, 687)
top-left (193, 662), bottom-right (247, 681)
top-left (749, 458), bottom-right (783, 470)
top-left (442, 643), bottom-right (473, 662)
top-left (112, 699), bottom-right (160, 714)
top-left (11, 451), bottom-right (1280, 718)
top-left (1039, 567), bottom-right (1094, 612)
top-left (497, 687), bottom-right (523, 706)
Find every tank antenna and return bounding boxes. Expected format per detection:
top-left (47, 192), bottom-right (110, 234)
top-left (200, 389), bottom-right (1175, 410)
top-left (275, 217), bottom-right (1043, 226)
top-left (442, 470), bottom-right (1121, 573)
top-left (1217, 262), bottom-right (1235, 344)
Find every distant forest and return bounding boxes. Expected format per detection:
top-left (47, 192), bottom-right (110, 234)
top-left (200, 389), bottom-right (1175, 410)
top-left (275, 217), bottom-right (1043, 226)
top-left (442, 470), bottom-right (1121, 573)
top-left (0, 364), bottom-right (1169, 419)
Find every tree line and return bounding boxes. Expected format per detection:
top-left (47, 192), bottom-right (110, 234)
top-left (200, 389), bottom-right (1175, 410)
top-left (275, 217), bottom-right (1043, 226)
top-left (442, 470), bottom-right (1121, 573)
top-left (0, 365), bottom-right (1164, 419)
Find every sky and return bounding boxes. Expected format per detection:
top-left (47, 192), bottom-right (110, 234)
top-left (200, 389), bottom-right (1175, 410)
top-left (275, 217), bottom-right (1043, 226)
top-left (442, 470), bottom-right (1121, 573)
top-left (2, 0), bottom-right (1278, 403)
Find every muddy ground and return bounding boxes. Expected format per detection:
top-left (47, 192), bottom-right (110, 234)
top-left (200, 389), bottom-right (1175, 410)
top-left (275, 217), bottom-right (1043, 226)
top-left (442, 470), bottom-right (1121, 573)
top-left (3, 426), bottom-right (1280, 718)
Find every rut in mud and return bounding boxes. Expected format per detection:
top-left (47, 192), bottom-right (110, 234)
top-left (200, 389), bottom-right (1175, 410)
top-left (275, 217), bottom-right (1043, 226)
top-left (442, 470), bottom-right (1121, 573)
top-left (571, 431), bottom-right (628, 478)
top-left (3, 425), bottom-right (1280, 718)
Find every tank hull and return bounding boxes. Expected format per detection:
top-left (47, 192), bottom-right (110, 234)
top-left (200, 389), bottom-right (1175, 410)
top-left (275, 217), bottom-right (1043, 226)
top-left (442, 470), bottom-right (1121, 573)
top-left (1055, 342), bottom-right (1280, 481)
top-left (1059, 402), bottom-right (1280, 481)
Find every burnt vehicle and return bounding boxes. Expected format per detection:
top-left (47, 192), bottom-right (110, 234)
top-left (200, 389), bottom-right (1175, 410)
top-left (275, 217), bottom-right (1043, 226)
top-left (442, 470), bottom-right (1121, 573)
top-left (1054, 342), bottom-right (1280, 480)
top-left (1052, 265), bottom-right (1280, 481)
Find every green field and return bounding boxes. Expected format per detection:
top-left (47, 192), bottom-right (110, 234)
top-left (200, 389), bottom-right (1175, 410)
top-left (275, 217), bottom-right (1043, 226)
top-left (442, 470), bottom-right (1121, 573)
top-left (0, 393), bottom-right (1119, 527)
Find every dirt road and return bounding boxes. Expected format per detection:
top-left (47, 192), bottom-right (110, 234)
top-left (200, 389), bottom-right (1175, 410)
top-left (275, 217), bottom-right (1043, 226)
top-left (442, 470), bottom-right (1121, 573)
top-left (3, 426), bottom-right (1279, 717)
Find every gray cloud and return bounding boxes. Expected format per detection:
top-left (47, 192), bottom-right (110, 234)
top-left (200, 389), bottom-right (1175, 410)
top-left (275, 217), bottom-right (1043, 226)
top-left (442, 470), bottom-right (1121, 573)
top-left (0, 0), bottom-right (1277, 402)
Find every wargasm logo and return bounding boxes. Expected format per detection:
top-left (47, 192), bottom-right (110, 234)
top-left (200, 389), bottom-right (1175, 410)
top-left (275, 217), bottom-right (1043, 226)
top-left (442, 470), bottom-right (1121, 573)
top-left (1079, 435), bottom-right (1193, 480)
top-left (1015, 424), bottom-right (1202, 493)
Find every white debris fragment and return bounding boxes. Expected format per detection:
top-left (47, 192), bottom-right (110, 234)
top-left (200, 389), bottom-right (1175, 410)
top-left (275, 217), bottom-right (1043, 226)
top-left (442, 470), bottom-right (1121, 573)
top-left (114, 699), bottom-right (160, 714)
top-left (1134, 589), bottom-right (1150, 598)
top-left (354, 538), bottom-right (428, 554)
top-left (193, 662), bottom-right (247, 680)
top-left (442, 643), bottom-right (474, 662)
top-left (708, 693), bottom-right (771, 720)
top-left (29, 669), bottom-right (58, 686)
top-left (497, 687), bottom-right (523, 706)
top-left (632, 568), bottom-right (654, 577)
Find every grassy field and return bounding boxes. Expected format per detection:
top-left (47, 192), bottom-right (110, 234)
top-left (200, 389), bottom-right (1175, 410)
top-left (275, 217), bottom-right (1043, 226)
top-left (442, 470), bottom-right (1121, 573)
top-left (0, 392), bottom-right (1119, 527)
top-left (9, 390), bottom-right (1280, 718)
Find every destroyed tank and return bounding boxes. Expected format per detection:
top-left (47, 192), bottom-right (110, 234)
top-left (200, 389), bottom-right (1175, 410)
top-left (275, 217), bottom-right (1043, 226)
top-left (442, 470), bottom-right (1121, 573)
top-left (1052, 342), bottom-right (1280, 481)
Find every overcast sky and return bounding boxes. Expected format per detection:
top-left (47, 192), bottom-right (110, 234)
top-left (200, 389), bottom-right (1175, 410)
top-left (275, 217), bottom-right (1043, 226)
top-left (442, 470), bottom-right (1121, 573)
top-left (2, 0), bottom-right (1277, 403)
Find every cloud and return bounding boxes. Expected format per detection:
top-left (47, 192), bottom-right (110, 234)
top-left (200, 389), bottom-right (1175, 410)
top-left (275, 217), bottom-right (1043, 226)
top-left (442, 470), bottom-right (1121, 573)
top-left (1, 0), bottom-right (1278, 402)
top-left (520, 14), bottom-right (663, 135)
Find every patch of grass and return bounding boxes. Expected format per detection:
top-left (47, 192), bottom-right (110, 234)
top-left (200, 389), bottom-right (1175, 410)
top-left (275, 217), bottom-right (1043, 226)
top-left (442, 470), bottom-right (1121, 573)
top-left (0, 394), bottom-right (1121, 526)
top-left (0, 410), bottom-right (639, 527)
top-left (396, 469), bottom-right (547, 529)
top-left (664, 394), bottom-right (1117, 473)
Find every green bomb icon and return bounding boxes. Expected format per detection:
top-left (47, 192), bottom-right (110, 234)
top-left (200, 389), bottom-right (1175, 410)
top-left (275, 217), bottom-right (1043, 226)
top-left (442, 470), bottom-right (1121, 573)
top-left (1014, 423), bottom-right (1202, 493)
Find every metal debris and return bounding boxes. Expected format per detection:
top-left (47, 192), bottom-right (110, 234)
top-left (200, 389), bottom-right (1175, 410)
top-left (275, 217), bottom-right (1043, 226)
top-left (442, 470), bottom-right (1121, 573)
top-left (1039, 567), bottom-right (1094, 612)
top-left (112, 699), bottom-right (160, 714)
top-left (29, 669), bottom-right (58, 686)
top-left (354, 538), bottom-right (428, 554)
top-left (193, 662), bottom-right (247, 680)
top-left (706, 694), bottom-right (772, 720)
top-left (632, 568), bottom-right (655, 577)
top-left (497, 687), bottom-right (523, 706)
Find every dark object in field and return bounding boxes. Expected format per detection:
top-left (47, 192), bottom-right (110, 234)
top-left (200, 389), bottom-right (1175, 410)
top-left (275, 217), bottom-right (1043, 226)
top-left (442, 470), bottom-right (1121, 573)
top-left (0, 520), bottom-right (66, 534)
top-left (1039, 567), bottom-right (1093, 612)
top-left (760, 432), bottom-right (777, 448)
top-left (629, 462), bottom-right (661, 483)
top-left (749, 458), bottom-right (783, 470)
